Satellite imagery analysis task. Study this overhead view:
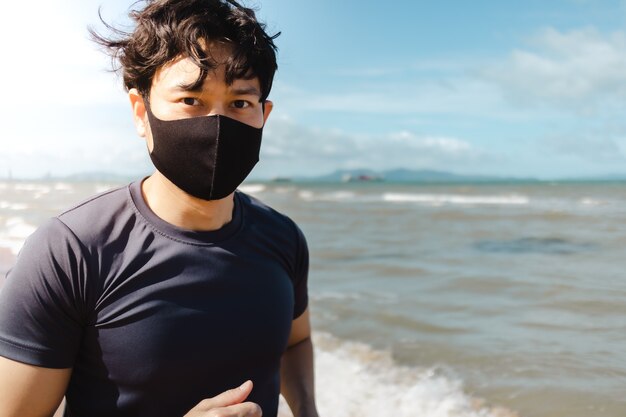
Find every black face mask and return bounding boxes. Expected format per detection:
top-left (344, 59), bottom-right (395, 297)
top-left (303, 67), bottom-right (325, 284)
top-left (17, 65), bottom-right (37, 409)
top-left (144, 101), bottom-right (263, 201)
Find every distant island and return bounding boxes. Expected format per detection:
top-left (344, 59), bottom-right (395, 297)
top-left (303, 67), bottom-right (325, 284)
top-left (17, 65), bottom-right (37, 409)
top-left (271, 168), bottom-right (626, 184)
top-left (300, 168), bottom-right (516, 183)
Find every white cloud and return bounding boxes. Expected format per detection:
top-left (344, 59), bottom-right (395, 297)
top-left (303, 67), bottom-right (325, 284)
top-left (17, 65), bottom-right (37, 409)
top-left (278, 27), bottom-right (626, 120)
top-left (272, 77), bottom-right (505, 118)
top-left (417, 137), bottom-right (473, 154)
top-left (3, 1), bottom-right (624, 180)
top-left (254, 117), bottom-right (490, 179)
top-left (1, 127), bottom-right (151, 179)
top-left (0, 1), bottom-right (139, 178)
top-left (0, 2), bottom-right (127, 110)
top-left (482, 27), bottom-right (626, 110)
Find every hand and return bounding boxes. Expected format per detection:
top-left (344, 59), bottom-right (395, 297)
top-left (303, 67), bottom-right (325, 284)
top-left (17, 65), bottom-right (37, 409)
top-left (184, 380), bottom-right (262, 417)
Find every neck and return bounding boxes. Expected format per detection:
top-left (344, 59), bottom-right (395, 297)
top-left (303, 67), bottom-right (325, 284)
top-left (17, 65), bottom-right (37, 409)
top-left (141, 172), bottom-right (235, 231)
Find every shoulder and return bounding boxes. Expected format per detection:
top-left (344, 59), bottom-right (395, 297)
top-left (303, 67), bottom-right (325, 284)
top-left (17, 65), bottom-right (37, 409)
top-left (56, 185), bottom-right (135, 243)
top-left (237, 191), bottom-right (304, 240)
top-left (58, 183), bottom-right (130, 220)
top-left (236, 191), bottom-right (309, 297)
top-left (20, 216), bottom-right (83, 258)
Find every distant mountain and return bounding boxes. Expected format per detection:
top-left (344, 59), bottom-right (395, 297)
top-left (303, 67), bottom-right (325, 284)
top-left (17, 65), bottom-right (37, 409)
top-left (307, 168), bottom-right (383, 182)
top-left (383, 168), bottom-right (484, 182)
top-left (301, 168), bottom-right (540, 183)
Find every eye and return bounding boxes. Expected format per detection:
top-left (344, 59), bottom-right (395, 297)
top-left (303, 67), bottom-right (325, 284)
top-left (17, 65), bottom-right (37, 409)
top-left (231, 100), bottom-right (250, 109)
top-left (182, 97), bottom-right (200, 106)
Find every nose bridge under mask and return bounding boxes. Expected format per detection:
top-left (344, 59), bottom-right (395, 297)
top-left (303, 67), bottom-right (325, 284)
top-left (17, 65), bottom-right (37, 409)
top-left (142, 100), bottom-right (263, 201)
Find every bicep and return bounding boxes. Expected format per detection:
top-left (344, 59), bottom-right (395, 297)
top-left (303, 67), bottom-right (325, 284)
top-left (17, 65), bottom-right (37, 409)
top-left (0, 218), bottom-right (86, 368)
top-left (287, 307), bottom-right (311, 347)
top-left (0, 356), bottom-right (71, 417)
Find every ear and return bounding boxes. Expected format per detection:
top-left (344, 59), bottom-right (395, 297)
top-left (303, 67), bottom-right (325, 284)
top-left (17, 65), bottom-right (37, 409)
top-left (262, 100), bottom-right (274, 125)
top-left (129, 88), bottom-right (148, 138)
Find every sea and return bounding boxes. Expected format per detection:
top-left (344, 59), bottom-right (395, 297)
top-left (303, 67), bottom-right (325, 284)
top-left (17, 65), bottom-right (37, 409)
top-left (0, 179), bottom-right (625, 417)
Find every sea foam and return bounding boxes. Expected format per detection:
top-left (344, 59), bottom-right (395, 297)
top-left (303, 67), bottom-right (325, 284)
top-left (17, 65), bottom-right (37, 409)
top-left (0, 201), bottom-right (29, 210)
top-left (238, 184), bottom-right (267, 194)
top-left (0, 217), bottom-right (36, 255)
top-left (278, 332), bottom-right (518, 417)
top-left (382, 193), bottom-right (529, 206)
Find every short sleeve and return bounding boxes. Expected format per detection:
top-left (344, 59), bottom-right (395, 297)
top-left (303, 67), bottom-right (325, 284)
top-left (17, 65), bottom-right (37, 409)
top-left (0, 218), bottom-right (89, 368)
top-left (292, 223), bottom-right (309, 319)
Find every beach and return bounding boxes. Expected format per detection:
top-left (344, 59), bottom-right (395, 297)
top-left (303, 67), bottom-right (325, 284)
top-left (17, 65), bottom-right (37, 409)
top-left (1, 179), bottom-right (625, 417)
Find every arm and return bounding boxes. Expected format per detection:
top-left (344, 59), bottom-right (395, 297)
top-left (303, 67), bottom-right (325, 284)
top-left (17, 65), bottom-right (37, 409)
top-left (0, 350), bottom-right (262, 417)
top-left (0, 356), bottom-right (70, 417)
top-left (280, 308), bottom-right (319, 417)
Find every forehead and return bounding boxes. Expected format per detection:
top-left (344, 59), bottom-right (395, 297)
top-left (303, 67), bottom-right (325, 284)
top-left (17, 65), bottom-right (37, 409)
top-left (152, 55), bottom-right (260, 92)
top-left (151, 42), bottom-right (260, 94)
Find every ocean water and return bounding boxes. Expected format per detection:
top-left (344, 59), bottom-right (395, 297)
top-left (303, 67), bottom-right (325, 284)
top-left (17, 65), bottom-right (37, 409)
top-left (1, 180), bottom-right (625, 417)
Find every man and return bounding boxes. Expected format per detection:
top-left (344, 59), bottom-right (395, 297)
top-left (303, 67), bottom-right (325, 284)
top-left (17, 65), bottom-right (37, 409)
top-left (0, 1), bottom-right (319, 417)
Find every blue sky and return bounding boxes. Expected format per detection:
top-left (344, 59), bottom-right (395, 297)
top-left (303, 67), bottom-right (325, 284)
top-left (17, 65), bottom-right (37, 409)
top-left (2, 0), bottom-right (626, 179)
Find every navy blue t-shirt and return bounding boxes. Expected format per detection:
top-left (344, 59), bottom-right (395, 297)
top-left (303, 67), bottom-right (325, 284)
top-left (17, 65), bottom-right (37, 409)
top-left (0, 179), bottom-right (309, 417)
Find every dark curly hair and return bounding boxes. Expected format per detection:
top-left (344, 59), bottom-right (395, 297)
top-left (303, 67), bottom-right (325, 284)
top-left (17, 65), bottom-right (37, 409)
top-left (90, 0), bottom-right (279, 101)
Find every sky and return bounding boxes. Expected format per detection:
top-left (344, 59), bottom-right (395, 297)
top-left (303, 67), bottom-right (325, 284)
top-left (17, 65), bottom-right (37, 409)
top-left (2, 0), bottom-right (626, 180)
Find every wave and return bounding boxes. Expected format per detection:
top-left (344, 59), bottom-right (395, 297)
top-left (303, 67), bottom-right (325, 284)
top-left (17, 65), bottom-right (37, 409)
top-left (311, 291), bottom-right (364, 301)
top-left (251, 186), bottom-right (620, 214)
top-left (238, 184), bottom-right (267, 194)
top-left (278, 332), bottom-right (519, 417)
top-left (299, 190), bottom-right (359, 202)
top-left (294, 189), bottom-right (529, 206)
top-left (95, 184), bottom-right (117, 194)
top-left (11, 183), bottom-right (53, 200)
top-left (53, 182), bottom-right (75, 192)
top-left (578, 198), bottom-right (607, 207)
top-left (383, 193), bottom-right (529, 206)
top-left (0, 217), bottom-right (36, 255)
top-left (0, 201), bottom-right (29, 210)
top-left (12, 183), bottom-right (52, 193)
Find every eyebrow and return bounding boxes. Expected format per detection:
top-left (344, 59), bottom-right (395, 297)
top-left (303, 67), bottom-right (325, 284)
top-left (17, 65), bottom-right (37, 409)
top-left (170, 83), bottom-right (261, 97)
top-left (172, 82), bottom-right (203, 93)
top-left (230, 86), bottom-right (262, 97)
